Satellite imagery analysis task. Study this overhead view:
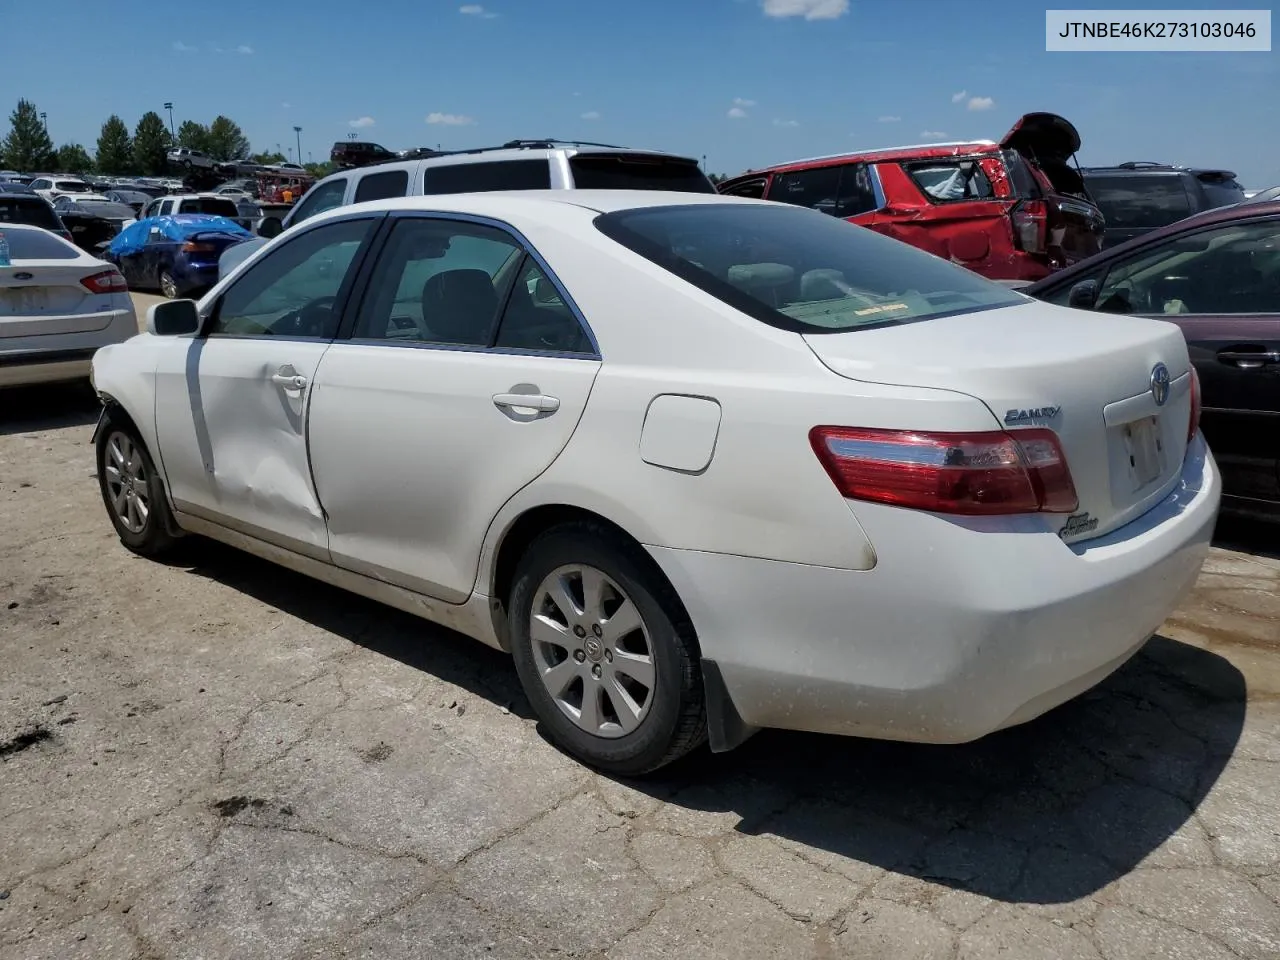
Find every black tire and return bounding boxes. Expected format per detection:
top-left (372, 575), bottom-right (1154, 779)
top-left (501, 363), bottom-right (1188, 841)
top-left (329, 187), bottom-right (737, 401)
top-left (96, 415), bottom-right (180, 557)
top-left (509, 521), bottom-right (706, 776)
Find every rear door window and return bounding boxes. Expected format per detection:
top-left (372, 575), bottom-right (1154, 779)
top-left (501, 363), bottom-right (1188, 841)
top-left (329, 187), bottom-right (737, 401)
top-left (353, 169), bottom-right (410, 203)
top-left (568, 155), bottom-right (715, 193)
top-left (720, 178), bottom-right (767, 199)
top-left (1085, 175), bottom-right (1192, 229)
top-left (422, 159), bottom-right (552, 193)
top-left (772, 163), bottom-right (877, 218)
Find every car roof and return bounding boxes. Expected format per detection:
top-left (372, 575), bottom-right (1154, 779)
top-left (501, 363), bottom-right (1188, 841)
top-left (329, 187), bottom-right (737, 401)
top-left (727, 140), bottom-right (1001, 179)
top-left (1081, 162), bottom-right (1239, 179)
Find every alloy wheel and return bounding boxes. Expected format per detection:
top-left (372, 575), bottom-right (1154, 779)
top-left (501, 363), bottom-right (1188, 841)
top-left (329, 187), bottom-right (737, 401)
top-left (530, 564), bottom-right (656, 739)
top-left (102, 431), bottom-right (151, 534)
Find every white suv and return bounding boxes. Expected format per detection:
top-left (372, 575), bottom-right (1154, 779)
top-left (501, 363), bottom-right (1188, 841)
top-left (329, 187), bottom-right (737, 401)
top-left (166, 148), bottom-right (215, 170)
top-left (218, 140), bottom-right (714, 278)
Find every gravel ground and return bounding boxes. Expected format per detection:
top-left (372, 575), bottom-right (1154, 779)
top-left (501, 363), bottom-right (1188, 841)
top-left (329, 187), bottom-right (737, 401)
top-left (2, 300), bottom-right (1278, 959)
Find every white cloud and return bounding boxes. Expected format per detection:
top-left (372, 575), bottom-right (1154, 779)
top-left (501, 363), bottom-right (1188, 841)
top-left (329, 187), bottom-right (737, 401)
top-left (580, 111), bottom-right (600, 121)
top-left (460, 4), bottom-right (498, 17)
top-left (761, 0), bottom-right (849, 20)
top-left (728, 97), bottom-right (756, 119)
top-left (573, 91), bottom-right (582, 97)
top-left (172, 40), bottom-right (196, 52)
top-left (426, 112), bottom-right (476, 126)
top-left (950, 90), bottom-right (968, 103)
top-left (281, 102), bottom-right (292, 109)
top-left (967, 95), bottom-right (995, 111)
top-left (920, 130), bottom-right (949, 139)
top-left (727, 107), bottom-right (748, 119)
top-left (236, 44), bottom-right (254, 54)
top-left (348, 116), bottom-right (376, 129)
top-left (773, 118), bottom-right (800, 128)
top-left (733, 97), bottom-right (757, 107)
top-left (877, 115), bottom-right (901, 123)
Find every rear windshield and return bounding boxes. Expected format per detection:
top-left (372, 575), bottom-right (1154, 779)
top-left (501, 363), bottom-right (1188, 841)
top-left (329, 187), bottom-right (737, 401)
top-left (569, 155), bottom-right (716, 193)
top-left (177, 198), bottom-right (240, 217)
top-left (73, 201), bottom-right (136, 219)
top-left (594, 203), bottom-right (1024, 333)
top-left (1, 229), bottom-right (78, 259)
top-left (1085, 174), bottom-right (1192, 229)
top-left (56, 181), bottom-right (92, 193)
top-left (1199, 177), bottom-right (1246, 209)
top-left (0, 197), bottom-right (61, 229)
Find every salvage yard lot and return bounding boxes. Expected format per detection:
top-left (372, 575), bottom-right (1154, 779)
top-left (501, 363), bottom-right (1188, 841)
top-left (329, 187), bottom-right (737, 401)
top-left (1, 296), bottom-right (1279, 959)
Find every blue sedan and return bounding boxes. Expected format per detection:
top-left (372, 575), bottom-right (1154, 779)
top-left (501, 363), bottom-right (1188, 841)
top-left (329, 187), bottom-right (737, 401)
top-left (106, 214), bottom-right (253, 298)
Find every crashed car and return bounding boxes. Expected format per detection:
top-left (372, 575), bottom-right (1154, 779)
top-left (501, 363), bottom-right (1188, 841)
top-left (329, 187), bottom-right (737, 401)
top-left (105, 214), bottom-right (253, 298)
top-left (719, 112), bottom-right (1106, 283)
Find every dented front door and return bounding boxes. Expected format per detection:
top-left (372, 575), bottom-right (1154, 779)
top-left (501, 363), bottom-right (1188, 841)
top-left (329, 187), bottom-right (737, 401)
top-left (152, 215), bottom-right (380, 559)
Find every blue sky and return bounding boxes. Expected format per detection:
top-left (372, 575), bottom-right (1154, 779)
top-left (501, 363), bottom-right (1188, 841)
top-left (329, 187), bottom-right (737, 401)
top-left (6, 0), bottom-right (1278, 186)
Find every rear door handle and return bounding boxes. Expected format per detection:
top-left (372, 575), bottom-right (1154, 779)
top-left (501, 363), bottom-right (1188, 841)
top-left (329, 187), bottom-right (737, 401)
top-left (493, 393), bottom-right (559, 414)
top-left (1217, 349), bottom-right (1280, 369)
top-left (270, 372), bottom-right (308, 390)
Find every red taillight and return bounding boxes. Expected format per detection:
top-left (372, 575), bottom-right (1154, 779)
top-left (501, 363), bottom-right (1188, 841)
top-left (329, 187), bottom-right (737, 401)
top-left (1188, 366), bottom-right (1201, 443)
top-left (182, 241), bottom-right (216, 253)
top-left (1011, 199), bottom-right (1047, 255)
top-left (810, 426), bottom-right (1079, 516)
top-left (80, 269), bottom-right (127, 293)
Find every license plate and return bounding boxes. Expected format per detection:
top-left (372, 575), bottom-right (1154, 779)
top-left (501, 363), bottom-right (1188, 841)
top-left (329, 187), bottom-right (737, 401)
top-left (1124, 416), bottom-right (1164, 490)
top-left (0, 288), bottom-right (51, 313)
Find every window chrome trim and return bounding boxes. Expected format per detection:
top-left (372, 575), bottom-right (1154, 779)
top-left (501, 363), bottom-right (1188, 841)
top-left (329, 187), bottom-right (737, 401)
top-left (368, 209), bottom-right (601, 359)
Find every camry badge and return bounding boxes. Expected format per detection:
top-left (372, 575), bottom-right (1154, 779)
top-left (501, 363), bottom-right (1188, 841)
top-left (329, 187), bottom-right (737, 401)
top-left (1150, 363), bottom-right (1171, 406)
top-left (1004, 406), bottom-right (1061, 425)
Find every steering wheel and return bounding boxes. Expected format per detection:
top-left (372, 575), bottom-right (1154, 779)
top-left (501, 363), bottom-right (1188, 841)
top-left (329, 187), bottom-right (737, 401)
top-left (275, 295), bottom-right (336, 337)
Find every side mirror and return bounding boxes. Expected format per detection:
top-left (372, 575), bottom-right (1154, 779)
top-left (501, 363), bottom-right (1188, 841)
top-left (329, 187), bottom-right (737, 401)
top-left (257, 217), bottom-right (283, 239)
top-left (146, 299), bottom-right (200, 336)
top-left (1067, 279), bottom-right (1098, 310)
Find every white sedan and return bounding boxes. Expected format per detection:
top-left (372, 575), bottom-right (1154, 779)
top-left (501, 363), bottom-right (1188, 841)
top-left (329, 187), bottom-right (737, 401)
top-left (0, 224), bottom-right (137, 387)
top-left (88, 192), bottom-right (1220, 774)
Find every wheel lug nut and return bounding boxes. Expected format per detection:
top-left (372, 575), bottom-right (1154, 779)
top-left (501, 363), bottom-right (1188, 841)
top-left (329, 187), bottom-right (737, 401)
top-left (591, 664), bottom-right (602, 679)
top-left (573, 625), bottom-right (586, 638)
top-left (604, 650), bottom-right (613, 663)
top-left (574, 650), bottom-right (586, 663)
top-left (591, 624), bottom-right (602, 638)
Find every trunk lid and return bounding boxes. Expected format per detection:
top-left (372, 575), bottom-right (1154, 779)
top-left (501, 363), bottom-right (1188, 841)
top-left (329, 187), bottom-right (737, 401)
top-left (1000, 113), bottom-right (1082, 164)
top-left (0, 262), bottom-right (112, 335)
top-left (803, 300), bottom-right (1194, 542)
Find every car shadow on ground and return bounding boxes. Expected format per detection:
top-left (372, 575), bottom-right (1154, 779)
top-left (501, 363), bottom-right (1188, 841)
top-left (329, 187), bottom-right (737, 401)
top-left (0, 382), bottom-right (100, 437)
top-left (179, 539), bottom-right (1245, 907)
top-left (1213, 514), bottom-right (1280, 561)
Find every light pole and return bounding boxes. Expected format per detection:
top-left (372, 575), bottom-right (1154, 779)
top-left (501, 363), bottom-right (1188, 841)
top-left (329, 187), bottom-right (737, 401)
top-left (348, 132), bottom-right (358, 141)
top-left (293, 126), bottom-right (302, 166)
top-left (39, 112), bottom-right (47, 131)
top-left (163, 102), bottom-right (175, 140)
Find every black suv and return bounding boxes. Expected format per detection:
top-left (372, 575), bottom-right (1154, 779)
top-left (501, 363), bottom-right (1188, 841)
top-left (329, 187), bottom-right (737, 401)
top-left (1081, 162), bottom-right (1246, 247)
top-left (330, 140), bottom-right (397, 169)
top-left (0, 191), bottom-right (73, 244)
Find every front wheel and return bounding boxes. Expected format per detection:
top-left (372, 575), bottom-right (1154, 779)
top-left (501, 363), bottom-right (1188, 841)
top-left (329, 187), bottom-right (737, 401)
top-left (509, 523), bottom-right (706, 775)
top-left (96, 417), bottom-right (179, 557)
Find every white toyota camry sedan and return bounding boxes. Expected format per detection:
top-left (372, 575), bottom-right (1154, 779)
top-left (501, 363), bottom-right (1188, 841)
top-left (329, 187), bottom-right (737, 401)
top-left (89, 191), bottom-right (1220, 774)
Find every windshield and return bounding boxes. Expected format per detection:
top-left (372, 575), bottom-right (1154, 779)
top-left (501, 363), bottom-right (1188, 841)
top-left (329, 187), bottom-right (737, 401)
top-left (1, 229), bottom-right (79, 259)
top-left (0, 197), bottom-right (61, 229)
top-left (56, 181), bottom-right (92, 193)
top-left (594, 202), bottom-right (1024, 333)
top-left (178, 198), bottom-right (240, 216)
top-left (570, 155), bottom-right (715, 193)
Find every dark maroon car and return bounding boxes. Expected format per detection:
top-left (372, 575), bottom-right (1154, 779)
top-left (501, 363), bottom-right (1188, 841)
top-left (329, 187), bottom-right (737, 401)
top-left (1027, 200), bottom-right (1280, 519)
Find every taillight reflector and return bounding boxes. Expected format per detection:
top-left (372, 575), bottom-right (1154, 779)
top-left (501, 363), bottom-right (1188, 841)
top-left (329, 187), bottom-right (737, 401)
top-left (182, 242), bottom-right (216, 253)
top-left (1011, 200), bottom-right (1047, 255)
top-left (80, 269), bottom-right (127, 293)
top-left (810, 426), bottom-right (1079, 516)
top-left (1188, 366), bottom-right (1201, 443)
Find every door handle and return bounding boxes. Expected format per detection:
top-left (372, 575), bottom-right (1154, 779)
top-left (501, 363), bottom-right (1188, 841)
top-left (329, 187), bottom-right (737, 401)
top-left (270, 372), bottom-right (308, 390)
top-left (1217, 349), bottom-right (1280, 369)
top-left (493, 393), bottom-right (559, 414)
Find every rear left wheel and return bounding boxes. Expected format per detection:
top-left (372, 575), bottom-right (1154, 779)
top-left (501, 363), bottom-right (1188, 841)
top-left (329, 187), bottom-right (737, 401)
top-left (159, 270), bottom-right (179, 299)
top-left (508, 522), bottom-right (706, 775)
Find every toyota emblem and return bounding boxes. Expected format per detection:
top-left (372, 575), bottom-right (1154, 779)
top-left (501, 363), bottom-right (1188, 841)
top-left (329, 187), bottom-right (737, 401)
top-left (1149, 363), bottom-right (1171, 406)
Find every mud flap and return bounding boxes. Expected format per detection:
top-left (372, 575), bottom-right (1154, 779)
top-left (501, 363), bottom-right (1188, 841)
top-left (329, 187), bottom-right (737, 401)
top-left (701, 658), bottom-right (759, 753)
top-left (89, 406), bottom-right (107, 445)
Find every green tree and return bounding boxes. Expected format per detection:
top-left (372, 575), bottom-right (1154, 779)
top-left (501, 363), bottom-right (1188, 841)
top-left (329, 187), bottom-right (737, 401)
top-left (304, 161), bottom-right (336, 179)
top-left (133, 111), bottom-right (171, 176)
top-left (206, 115), bottom-right (250, 162)
top-left (176, 120), bottom-right (210, 153)
top-left (95, 115), bottom-right (133, 175)
top-left (56, 143), bottom-right (93, 174)
top-left (0, 99), bottom-right (55, 172)
top-left (249, 150), bottom-right (286, 165)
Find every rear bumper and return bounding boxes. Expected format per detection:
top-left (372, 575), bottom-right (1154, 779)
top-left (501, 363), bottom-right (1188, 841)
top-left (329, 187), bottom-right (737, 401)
top-left (650, 435), bottom-right (1219, 745)
top-left (0, 308), bottom-right (137, 387)
top-left (0, 347), bottom-right (98, 386)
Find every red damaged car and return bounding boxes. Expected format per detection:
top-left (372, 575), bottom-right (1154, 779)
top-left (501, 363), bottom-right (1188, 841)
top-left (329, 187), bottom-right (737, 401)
top-left (719, 112), bottom-right (1106, 282)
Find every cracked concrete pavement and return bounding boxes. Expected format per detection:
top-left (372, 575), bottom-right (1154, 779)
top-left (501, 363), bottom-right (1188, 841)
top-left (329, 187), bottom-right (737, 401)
top-left (2, 370), bottom-right (1280, 960)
